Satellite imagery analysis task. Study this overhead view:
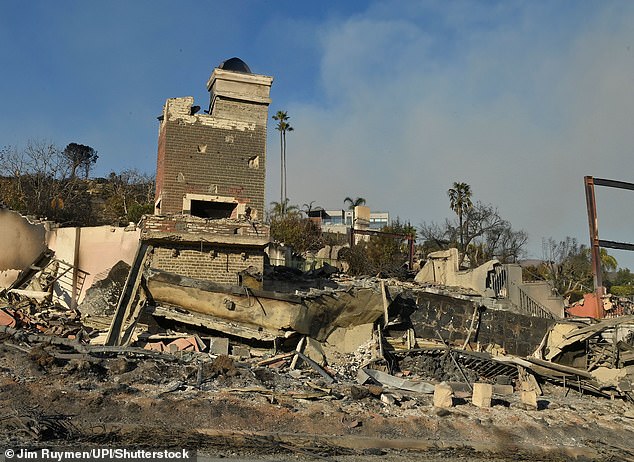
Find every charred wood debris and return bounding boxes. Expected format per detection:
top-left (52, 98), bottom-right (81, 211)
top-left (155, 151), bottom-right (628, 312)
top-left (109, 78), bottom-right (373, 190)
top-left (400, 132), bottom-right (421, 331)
top-left (1, 248), bottom-right (633, 422)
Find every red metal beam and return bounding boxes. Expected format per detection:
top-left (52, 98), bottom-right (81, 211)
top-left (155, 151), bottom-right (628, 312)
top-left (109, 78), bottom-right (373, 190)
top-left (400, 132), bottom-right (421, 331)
top-left (584, 176), bottom-right (604, 318)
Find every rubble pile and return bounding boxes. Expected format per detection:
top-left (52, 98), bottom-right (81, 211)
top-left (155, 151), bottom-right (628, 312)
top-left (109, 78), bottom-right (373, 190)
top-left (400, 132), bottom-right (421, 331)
top-left (79, 260), bottom-right (131, 321)
top-left (2, 246), bottom-right (634, 460)
top-left (399, 352), bottom-right (481, 383)
top-left (0, 300), bottom-right (87, 340)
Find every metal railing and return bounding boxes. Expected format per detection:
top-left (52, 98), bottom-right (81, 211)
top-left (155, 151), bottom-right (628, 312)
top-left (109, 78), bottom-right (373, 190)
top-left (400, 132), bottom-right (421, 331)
top-left (489, 265), bottom-right (507, 297)
top-left (517, 286), bottom-right (555, 319)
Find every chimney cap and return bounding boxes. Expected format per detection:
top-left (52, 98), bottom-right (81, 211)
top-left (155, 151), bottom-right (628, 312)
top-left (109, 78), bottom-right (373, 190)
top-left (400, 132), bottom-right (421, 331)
top-left (218, 57), bottom-right (252, 74)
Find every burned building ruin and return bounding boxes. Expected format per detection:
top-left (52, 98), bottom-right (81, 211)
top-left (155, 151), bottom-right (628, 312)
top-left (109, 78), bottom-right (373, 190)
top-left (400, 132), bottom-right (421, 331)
top-left (146, 58), bottom-right (273, 287)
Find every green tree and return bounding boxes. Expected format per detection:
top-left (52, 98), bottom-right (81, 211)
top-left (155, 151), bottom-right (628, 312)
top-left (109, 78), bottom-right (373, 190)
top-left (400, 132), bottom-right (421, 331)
top-left (344, 197), bottom-right (366, 227)
top-left (302, 201), bottom-right (323, 215)
top-left (269, 199), bottom-right (299, 218)
top-left (339, 242), bottom-right (373, 276)
top-left (103, 169), bottom-right (155, 225)
top-left (63, 143), bottom-right (98, 179)
top-left (606, 267), bottom-right (634, 297)
top-left (341, 218), bottom-right (416, 277)
top-left (272, 111), bottom-right (293, 208)
top-left (447, 182), bottom-right (472, 255)
top-left (270, 213), bottom-right (323, 254)
top-left (0, 140), bottom-right (94, 225)
top-left (611, 268), bottom-right (634, 286)
top-left (366, 219), bottom-right (416, 276)
top-left (598, 248), bottom-right (618, 273)
top-left (0, 141), bottom-right (158, 227)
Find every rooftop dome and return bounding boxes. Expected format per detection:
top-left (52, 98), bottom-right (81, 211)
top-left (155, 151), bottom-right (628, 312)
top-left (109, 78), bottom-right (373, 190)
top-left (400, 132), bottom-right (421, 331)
top-left (218, 57), bottom-right (252, 74)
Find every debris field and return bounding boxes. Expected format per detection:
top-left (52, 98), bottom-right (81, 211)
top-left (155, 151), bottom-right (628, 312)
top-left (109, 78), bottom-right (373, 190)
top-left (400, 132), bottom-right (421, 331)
top-left (1, 267), bottom-right (634, 462)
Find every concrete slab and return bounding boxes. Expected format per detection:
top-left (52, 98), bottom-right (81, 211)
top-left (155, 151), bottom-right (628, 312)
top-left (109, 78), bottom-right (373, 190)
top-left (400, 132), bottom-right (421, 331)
top-left (433, 382), bottom-right (453, 408)
top-left (472, 382), bottom-right (493, 408)
top-left (232, 345), bottom-right (250, 359)
top-left (326, 323), bottom-right (374, 354)
top-left (209, 337), bottom-right (230, 355)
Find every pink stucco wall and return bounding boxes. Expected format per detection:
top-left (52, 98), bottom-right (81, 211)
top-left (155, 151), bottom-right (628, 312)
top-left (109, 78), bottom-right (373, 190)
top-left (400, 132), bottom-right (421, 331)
top-left (47, 226), bottom-right (140, 304)
top-left (0, 209), bottom-right (48, 288)
top-left (1, 208), bottom-right (140, 306)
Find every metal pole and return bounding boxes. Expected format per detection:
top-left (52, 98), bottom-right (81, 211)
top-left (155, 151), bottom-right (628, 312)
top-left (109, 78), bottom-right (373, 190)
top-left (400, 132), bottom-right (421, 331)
top-left (584, 176), bottom-right (604, 318)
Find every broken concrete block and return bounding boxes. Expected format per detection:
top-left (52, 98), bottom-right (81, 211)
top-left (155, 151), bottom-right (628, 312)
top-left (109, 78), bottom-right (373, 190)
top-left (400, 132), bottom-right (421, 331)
top-left (520, 390), bottom-right (538, 409)
top-left (144, 341), bottom-right (166, 352)
top-left (79, 260), bottom-right (131, 318)
top-left (380, 393), bottom-right (396, 405)
top-left (325, 323), bottom-right (374, 354)
top-left (493, 384), bottom-right (514, 395)
top-left (362, 368), bottom-right (434, 393)
top-left (288, 369), bottom-right (302, 379)
top-left (357, 367), bottom-right (371, 385)
top-left (231, 345), bottom-right (250, 359)
top-left (433, 382), bottom-right (453, 408)
top-left (209, 337), bottom-right (229, 355)
top-left (303, 337), bottom-right (326, 366)
top-left (472, 382), bottom-right (493, 408)
top-left (591, 366), bottom-right (628, 389)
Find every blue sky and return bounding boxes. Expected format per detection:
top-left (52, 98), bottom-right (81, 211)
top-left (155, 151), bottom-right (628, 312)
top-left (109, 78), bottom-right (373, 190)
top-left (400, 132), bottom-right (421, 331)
top-left (2, 1), bottom-right (634, 266)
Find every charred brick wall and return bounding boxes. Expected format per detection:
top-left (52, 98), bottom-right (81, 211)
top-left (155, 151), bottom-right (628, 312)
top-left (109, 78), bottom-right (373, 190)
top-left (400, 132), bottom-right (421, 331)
top-left (155, 109), bottom-right (267, 218)
top-left (140, 215), bottom-right (268, 239)
top-left (150, 64), bottom-right (272, 286)
top-left (148, 245), bottom-right (263, 286)
top-left (404, 292), bottom-right (555, 356)
top-left (476, 309), bottom-right (555, 356)
top-left (141, 215), bottom-right (268, 286)
top-left (155, 125), bottom-right (166, 206)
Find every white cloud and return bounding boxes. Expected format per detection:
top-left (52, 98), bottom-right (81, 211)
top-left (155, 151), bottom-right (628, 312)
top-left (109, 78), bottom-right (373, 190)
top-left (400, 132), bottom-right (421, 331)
top-left (269, 2), bottom-right (634, 266)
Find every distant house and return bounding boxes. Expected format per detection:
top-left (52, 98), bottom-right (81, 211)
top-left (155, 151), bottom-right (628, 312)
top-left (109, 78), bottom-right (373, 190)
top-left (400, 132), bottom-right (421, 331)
top-left (306, 207), bottom-right (389, 234)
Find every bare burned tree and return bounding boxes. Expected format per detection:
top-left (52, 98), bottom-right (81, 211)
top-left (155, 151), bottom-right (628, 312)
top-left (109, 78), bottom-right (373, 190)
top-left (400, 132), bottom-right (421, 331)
top-left (523, 237), bottom-right (618, 299)
top-left (0, 140), bottom-right (159, 227)
top-left (0, 140), bottom-right (93, 224)
top-left (104, 169), bottom-right (155, 224)
top-left (419, 201), bottom-right (527, 267)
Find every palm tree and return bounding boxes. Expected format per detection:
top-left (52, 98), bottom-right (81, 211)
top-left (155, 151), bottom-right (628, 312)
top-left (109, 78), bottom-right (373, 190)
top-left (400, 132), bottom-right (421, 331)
top-left (270, 199), bottom-right (299, 218)
top-left (272, 111), bottom-right (294, 207)
top-left (344, 196), bottom-right (366, 210)
top-left (447, 182), bottom-right (473, 255)
top-left (302, 201), bottom-right (324, 216)
top-left (344, 197), bottom-right (366, 229)
top-left (302, 201), bottom-right (316, 214)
